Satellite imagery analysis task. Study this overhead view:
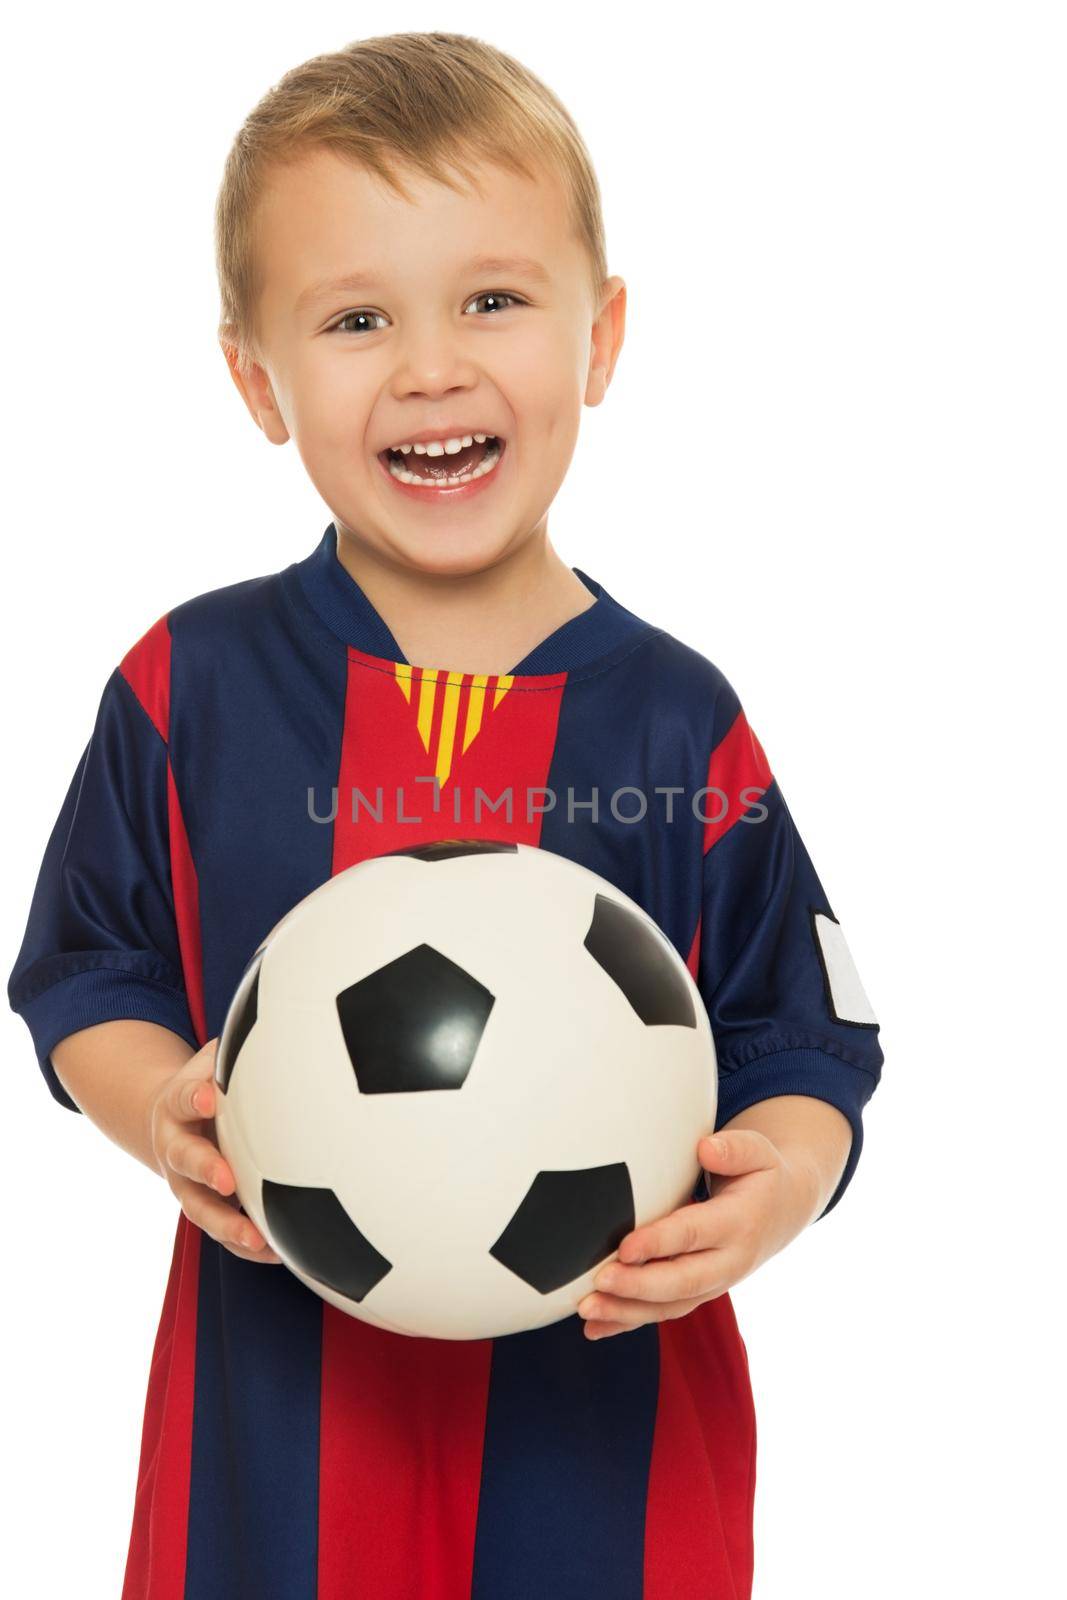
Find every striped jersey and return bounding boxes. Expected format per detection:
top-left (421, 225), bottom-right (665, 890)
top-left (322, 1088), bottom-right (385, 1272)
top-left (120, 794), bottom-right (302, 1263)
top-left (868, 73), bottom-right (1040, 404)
top-left (9, 522), bottom-right (883, 1599)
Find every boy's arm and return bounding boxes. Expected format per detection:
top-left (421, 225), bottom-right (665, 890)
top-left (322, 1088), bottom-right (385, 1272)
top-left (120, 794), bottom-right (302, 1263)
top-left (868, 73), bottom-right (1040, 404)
top-left (52, 1019), bottom-right (196, 1173)
top-left (720, 1093), bottom-right (853, 1225)
top-left (51, 1019), bottom-right (278, 1262)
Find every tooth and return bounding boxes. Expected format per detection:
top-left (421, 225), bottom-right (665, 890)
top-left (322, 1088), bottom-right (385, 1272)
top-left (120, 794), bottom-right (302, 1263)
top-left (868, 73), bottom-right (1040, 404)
top-left (473, 433), bottom-right (487, 443)
top-left (425, 442), bottom-right (445, 456)
top-left (461, 435), bottom-right (473, 448)
top-left (413, 443), bottom-right (428, 454)
top-left (444, 438), bottom-right (463, 455)
top-left (400, 444), bottom-right (412, 455)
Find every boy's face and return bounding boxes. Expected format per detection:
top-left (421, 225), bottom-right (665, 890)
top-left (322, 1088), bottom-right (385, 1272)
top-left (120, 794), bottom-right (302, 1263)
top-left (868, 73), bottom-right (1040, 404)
top-left (228, 147), bottom-right (625, 578)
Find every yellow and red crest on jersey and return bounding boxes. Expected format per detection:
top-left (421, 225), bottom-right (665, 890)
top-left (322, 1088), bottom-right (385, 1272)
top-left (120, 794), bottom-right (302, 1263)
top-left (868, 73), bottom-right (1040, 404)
top-left (392, 662), bottom-right (515, 788)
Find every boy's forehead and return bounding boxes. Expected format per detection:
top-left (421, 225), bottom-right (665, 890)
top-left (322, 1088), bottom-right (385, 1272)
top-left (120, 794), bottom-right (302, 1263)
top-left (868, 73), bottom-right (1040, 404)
top-left (255, 147), bottom-right (582, 313)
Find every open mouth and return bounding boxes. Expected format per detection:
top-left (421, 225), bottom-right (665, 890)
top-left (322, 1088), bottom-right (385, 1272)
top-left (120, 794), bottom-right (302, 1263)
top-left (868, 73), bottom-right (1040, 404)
top-left (378, 435), bottom-right (505, 489)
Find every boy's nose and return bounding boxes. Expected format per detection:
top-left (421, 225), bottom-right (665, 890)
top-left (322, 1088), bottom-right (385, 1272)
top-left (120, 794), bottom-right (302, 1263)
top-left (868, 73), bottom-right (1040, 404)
top-left (389, 332), bottom-right (480, 402)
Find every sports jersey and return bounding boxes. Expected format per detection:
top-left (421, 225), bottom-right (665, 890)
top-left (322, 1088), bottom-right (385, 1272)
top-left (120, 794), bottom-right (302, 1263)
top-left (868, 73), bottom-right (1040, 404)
top-left (8, 521), bottom-right (882, 1600)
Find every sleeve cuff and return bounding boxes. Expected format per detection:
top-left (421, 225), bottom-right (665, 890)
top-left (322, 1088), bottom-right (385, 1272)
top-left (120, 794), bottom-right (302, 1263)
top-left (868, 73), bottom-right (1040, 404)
top-left (12, 968), bottom-right (199, 1112)
top-left (713, 1045), bottom-right (879, 1215)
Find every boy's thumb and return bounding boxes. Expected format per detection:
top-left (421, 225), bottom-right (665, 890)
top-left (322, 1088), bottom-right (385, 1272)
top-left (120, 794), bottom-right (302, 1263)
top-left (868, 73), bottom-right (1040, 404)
top-left (698, 1130), bottom-right (772, 1177)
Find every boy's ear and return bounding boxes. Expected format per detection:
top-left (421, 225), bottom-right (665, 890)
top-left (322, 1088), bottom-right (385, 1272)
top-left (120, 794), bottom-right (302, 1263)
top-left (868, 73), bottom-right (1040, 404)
top-left (219, 338), bottom-right (291, 445)
top-left (585, 275), bottom-right (626, 408)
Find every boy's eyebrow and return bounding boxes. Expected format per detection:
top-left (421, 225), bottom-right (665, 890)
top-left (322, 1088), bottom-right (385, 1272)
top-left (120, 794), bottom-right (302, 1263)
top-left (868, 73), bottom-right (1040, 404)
top-left (296, 254), bottom-right (552, 310)
top-left (464, 255), bottom-right (553, 286)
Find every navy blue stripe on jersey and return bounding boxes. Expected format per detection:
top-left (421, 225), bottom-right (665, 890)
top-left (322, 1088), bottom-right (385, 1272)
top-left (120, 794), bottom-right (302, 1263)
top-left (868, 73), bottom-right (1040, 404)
top-left (169, 570), bottom-right (344, 1025)
top-left (168, 577), bottom-right (349, 1596)
top-left (538, 631), bottom-right (718, 965)
top-left (185, 1243), bottom-right (322, 1599)
top-left (471, 1317), bottom-right (660, 1599)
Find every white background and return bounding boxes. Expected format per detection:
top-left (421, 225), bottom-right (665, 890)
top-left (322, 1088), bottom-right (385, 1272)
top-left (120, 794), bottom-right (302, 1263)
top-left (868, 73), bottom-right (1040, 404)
top-left (2, 4), bottom-right (1063, 1595)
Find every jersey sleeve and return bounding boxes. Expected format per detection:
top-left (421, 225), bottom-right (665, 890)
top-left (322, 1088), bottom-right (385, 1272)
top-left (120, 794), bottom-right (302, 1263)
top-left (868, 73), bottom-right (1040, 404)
top-left (695, 681), bottom-right (883, 1214)
top-left (7, 656), bottom-right (198, 1112)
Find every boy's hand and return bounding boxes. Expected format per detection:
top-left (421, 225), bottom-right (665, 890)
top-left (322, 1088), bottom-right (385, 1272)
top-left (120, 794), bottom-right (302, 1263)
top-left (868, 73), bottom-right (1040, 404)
top-left (576, 1130), bottom-right (821, 1339)
top-left (149, 1039), bottom-right (282, 1264)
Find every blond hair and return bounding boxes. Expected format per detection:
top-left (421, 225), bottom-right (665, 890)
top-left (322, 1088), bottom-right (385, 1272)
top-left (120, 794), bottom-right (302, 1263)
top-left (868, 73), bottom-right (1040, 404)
top-left (215, 31), bottom-right (608, 375)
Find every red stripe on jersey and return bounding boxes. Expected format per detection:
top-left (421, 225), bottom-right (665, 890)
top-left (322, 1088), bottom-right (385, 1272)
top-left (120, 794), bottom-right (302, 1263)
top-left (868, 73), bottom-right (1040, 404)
top-left (702, 710), bottom-right (772, 855)
top-left (121, 1215), bottom-right (202, 1600)
top-left (167, 760), bottom-right (206, 1046)
top-left (685, 913), bottom-right (701, 982)
top-left (331, 650), bottom-right (568, 869)
top-left (644, 1299), bottom-right (757, 1600)
top-left (318, 650), bottom-right (568, 1598)
top-left (117, 609), bottom-right (208, 1049)
top-left (119, 615), bottom-right (171, 743)
top-left (426, 666), bottom-right (447, 764)
top-left (318, 1320), bottom-right (493, 1599)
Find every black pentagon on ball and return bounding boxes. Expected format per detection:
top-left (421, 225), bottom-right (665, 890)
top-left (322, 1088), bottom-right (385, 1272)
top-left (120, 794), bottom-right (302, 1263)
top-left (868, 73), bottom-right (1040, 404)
top-left (336, 942), bottom-right (496, 1094)
top-left (215, 958), bottom-right (263, 1092)
top-left (384, 839), bottom-right (518, 862)
top-left (489, 1164), bottom-right (635, 1295)
top-left (583, 893), bottom-right (697, 1028)
top-left (262, 1180), bottom-right (392, 1302)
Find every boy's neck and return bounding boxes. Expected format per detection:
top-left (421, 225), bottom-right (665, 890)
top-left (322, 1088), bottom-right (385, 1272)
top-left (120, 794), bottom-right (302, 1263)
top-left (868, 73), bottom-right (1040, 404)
top-left (332, 521), bottom-right (596, 677)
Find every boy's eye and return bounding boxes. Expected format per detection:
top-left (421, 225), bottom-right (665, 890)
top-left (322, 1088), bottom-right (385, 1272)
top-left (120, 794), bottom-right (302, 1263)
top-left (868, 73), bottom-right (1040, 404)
top-left (464, 291), bottom-right (523, 316)
top-left (332, 310), bottom-right (388, 336)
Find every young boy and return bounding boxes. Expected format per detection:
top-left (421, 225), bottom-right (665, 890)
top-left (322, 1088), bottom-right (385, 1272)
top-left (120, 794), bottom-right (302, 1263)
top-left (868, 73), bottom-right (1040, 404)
top-left (8, 31), bottom-right (882, 1600)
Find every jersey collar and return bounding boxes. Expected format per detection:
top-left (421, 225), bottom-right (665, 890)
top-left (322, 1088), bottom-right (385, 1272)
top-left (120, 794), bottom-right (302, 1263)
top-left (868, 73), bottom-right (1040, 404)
top-left (293, 522), bottom-right (653, 677)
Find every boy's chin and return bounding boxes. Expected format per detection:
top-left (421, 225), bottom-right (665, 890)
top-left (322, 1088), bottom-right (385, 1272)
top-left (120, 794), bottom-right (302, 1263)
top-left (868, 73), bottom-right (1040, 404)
top-left (385, 527), bottom-right (525, 581)
top-left (335, 509), bottom-right (533, 581)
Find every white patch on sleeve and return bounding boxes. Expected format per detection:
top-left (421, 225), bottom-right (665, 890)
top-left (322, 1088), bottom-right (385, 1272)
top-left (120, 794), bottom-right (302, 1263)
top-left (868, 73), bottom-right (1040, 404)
top-left (813, 913), bottom-right (878, 1026)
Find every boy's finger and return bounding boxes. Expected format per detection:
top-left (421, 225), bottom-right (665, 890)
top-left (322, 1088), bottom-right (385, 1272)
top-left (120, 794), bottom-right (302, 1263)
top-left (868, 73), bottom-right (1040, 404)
top-left (581, 1287), bottom-right (720, 1330)
top-left (584, 1319), bottom-right (629, 1340)
top-left (589, 1246), bottom-right (722, 1305)
top-left (166, 1131), bottom-right (235, 1194)
top-left (176, 1176), bottom-right (271, 1253)
top-left (616, 1199), bottom-right (724, 1265)
top-left (223, 1241), bottom-right (284, 1266)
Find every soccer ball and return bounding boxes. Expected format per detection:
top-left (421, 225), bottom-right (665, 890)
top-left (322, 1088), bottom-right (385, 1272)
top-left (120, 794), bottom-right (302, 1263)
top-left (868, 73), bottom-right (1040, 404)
top-left (213, 840), bottom-right (717, 1340)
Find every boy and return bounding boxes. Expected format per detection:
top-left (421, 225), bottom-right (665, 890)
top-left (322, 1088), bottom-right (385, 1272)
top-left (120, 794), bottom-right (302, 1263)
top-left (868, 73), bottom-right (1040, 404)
top-left (8, 30), bottom-right (882, 1600)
